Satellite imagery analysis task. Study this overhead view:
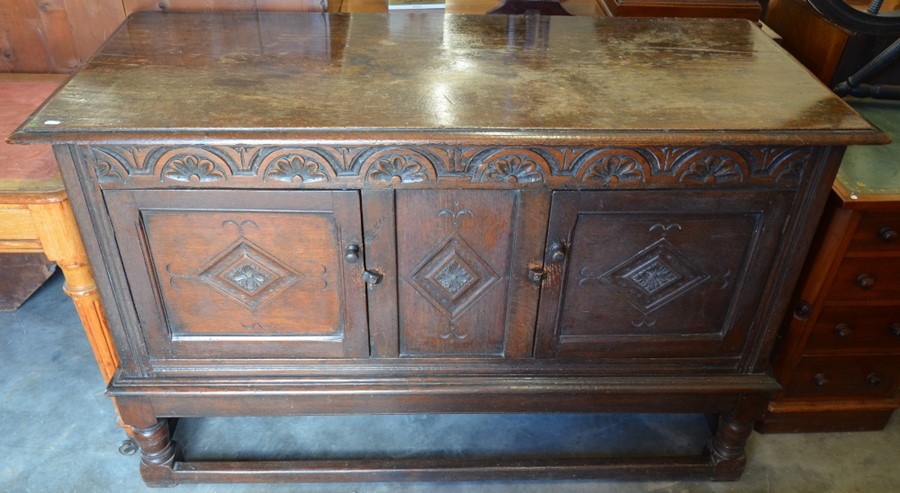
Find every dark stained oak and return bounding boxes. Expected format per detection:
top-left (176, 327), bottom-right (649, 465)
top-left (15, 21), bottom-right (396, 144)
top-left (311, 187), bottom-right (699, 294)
top-left (11, 13), bottom-right (883, 147)
top-left (534, 189), bottom-right (794, 360)
top-left (9, 12), bottom-right (887, 486)
top-left (105, 189), bottom-right (369, 360)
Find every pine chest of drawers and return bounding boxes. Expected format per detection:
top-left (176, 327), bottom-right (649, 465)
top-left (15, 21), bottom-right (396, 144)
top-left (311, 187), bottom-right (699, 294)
top-left (760, 99), bottom-right (900, 433)
top-left (11, 12), bottom-right (885, 485)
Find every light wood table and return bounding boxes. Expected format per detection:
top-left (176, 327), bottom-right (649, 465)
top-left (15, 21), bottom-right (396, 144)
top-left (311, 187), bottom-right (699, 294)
top-left (0, 74), bottom-right (118, 383)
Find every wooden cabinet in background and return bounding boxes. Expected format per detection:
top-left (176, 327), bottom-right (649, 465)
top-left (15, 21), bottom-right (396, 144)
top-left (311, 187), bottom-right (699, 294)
top-left (764, 0), bottom-right (900, 87)
top-left (759, 100), bottom-right (900, 433)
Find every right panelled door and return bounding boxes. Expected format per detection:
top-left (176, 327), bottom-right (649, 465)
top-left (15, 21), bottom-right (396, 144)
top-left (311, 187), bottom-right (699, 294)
top-left (535, 190), bottom-right (794, 360)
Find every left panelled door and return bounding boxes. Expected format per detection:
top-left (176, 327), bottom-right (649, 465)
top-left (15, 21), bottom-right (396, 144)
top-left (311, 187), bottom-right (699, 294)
top-left (106, 189), bottom-right (369, 362)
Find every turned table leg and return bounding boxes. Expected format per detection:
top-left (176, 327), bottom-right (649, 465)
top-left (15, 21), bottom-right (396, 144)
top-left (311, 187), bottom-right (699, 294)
top-left (131, 419), bottom-right (180, 487)
top-left (708, 394), bottom-right (768, 480)
top-left (27, 198), bottom-right (119, 383)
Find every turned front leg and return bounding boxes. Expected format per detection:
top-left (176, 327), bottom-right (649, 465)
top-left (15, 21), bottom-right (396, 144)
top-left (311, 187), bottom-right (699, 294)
top-left (131, 419), bottom-right (180, 487)
top-left (708, 394), bottom-right (768, 480)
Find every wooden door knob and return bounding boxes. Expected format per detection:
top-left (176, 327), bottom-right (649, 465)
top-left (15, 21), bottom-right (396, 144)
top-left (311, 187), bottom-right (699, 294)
top-left (889, 322), bottom-right (900, 337)
top-left (834, 323), bottom-right (854, 338)
top-left (856, 274), bottom-right (876, 289)
top-left (794, 301), bottom-right (813, 320)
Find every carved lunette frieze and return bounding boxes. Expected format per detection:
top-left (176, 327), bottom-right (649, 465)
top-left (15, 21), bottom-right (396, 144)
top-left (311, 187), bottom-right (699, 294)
top-left (84, 144), bottom-right (812, 189)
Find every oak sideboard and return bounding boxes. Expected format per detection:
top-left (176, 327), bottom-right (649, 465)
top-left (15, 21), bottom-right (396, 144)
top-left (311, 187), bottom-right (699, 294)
top-left (11, 12), bottom-right (886, 486)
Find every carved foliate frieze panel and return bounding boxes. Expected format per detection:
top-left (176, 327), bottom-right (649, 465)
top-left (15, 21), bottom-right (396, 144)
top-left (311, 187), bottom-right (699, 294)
top-left (82, 144), bottom-right (813, 190)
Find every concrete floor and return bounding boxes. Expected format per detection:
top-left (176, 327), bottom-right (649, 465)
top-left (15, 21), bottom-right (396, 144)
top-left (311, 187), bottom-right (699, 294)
top-left (1, 272), bottom-right (898, 492)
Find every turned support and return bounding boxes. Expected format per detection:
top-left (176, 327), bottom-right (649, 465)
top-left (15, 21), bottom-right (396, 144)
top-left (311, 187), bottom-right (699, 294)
top-left (132, 419), bottom-right (180, 487)
top-left (708, 394), bottom-right (768, 480)
top-left (27, 199), bottom-right (119, 383)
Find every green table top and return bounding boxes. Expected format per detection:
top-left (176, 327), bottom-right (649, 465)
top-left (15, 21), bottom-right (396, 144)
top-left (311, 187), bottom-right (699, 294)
top-left (837, 99), bottom-right (900, 202)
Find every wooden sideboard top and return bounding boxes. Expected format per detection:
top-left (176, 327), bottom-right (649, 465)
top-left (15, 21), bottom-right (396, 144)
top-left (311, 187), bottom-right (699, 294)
top-left (11, 12), bottom-right (886, 146)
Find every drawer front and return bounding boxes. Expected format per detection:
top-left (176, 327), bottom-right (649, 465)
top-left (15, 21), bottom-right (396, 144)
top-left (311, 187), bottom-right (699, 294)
top-left (807, 306), bottom-right (900, 352)
top-left (106, 189), bottom-right (369, 361)
top-left (826, 257), bottom-right (900, 302)
top-left (847, 212), bottom-right (900, 254)
top-left (785, 355), bottom-right (900, 399)
top-left (535, 189), bottom-right (793, 359)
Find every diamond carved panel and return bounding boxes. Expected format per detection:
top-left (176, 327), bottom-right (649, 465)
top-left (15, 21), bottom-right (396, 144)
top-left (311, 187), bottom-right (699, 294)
top-left (596, 239), bottom-right (709, 314)
top-left (197, 239), bottom-right (303, 310)
top-left (409, 233), bottom-right (500, 319)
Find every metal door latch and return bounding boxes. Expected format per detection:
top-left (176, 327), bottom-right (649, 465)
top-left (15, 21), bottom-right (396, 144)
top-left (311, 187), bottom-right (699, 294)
top-left (362, 270), bottom-right (383, 285)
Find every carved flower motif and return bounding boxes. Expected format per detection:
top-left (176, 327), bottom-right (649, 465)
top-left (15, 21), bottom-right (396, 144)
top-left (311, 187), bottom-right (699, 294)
top-left (680, 156), bottom-right (742, 184)
top-left (629, 261), bottom-right (680, 294)
top-left (369, 155), bottom-right (428, 184)
top-left (163, 155), bottom-right (226, 182)
top-left (583, 156), bottom-right (644, 185)
top-left (483, 156), bottom-right (543, 184)
top-left (434, 260), bottom-right (473, 296)
top-left (225, 262), bottom-right (272, 293)
top-left (265, 155), bottom-right (328, 183)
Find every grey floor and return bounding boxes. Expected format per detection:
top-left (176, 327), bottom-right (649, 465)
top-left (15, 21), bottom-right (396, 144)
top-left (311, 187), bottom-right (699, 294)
top-left (2, 272), bottom-right (898, 492)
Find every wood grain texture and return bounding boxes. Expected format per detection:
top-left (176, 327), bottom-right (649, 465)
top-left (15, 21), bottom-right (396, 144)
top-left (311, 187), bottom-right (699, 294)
top-left (105, 189), bottom-right (369, 361)
top-left (396, 189), bottom-right (517, 356)
top-left (600, 0), bottom-right (760, 20)
top-left (123, 0), bottom-right (324, 13)
top-left (0, 1), bottom-right (59, 72)
top-left (14, 12), bottom-right (885, 484)
top-left (761, 146), bottom-right (900, 432)
top-left (534, 189), bottom-right (793, 361)
top-left (0, 74), bottom-right (119, 382)
top-left (361, 190), bottom-right (400, 358)
top-left (763, 0), bottom-right (850, 84)
top-left (61, 0), bottom-right (127, 62)
top-left (0, 0), bottom-right (327, 73)
top-left (28, 198), bottom-right (121, 381)
top-left (0, 253), bottom-right (54, 311)
top-left (11, 13), bottom-right (885, 146)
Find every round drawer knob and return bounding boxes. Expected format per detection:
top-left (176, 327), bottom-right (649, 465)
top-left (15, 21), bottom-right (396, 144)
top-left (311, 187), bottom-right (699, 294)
top-left (866, 373), bottom-right (882, 386)
top-left (813, 373), bottom-right (829, 387)
top-left (890, 322), bottom-right (900, 337)
top-left (856, 274), bottom-right (876, 290)
top-left (794, 301), bottom-right (813, 321)
top-left (834, 323), bottom-right (854, 338)
top-left (880, 226), bottom-right (898, 243)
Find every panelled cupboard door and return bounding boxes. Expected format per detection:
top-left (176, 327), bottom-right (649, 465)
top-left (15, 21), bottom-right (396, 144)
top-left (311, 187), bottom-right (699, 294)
top-left (394, 190), bottom-right (541, 357)
top-left (105, 189), bottom-right (368, 362)
top-left (535, 190), bottom-right (793, 360)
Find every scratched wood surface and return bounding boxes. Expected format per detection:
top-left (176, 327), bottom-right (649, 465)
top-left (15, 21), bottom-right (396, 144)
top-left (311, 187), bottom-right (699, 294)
top-left (12, 12), bottom-right (885, 146)
top-left (0, 0), bottom-right (326, 73)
